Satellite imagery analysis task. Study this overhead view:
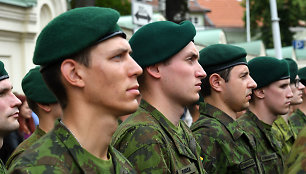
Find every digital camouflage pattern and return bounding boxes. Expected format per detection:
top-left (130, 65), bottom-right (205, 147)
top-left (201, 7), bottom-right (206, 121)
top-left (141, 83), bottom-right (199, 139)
top-left (112, 100), bottom-right (206, 174)
top-left (0, 159), bottom-right (6, 174)
top-left (190, 102), bottom-right (262, 174)
top-left (284, 126), bottom-right (306, 173)
top-left (238, 110), bottom-right (284, 174)
top-left (288, 109), bottom-right (306, 139)
top-left (271, 116), bottom-right (295, 157)
top-left (8, 120), bottom-right (136, 174)
top-left (6, 126), bottom-right (46, 169)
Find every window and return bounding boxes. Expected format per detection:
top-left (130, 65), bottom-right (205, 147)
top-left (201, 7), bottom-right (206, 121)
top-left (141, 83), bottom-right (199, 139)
top-left (194, 17), bottom-right (198, 24)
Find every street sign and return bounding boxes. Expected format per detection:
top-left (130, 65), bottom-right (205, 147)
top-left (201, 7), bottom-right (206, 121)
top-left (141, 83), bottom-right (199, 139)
top-left (132, 1), bottom-right (153, 26)
top-left (293, 40), bottom-right (305, 49)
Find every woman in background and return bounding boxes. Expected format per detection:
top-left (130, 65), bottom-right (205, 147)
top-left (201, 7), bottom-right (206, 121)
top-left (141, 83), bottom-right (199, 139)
top-left (15, 94), bottom-right (35, 139)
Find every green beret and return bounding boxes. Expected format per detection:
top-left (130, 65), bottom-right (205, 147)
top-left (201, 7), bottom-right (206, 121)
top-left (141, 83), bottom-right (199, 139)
top-left (283, 58), bottom-right (298, 83)
top-left (298, 67), bottom-right (306, 80)
top-left (130, 20), bottom-right (196, 67)
top-left (248, 56), bottom-right (289, 89)
top-left (33, 7), bottom-right (125, 67)
top-left (199, 44), bottom-right (247, 74)
top-left (22, 66), bottom-right (57, 104)
top-left (298, 67), bottom-right (306, 86)
top-left (0, 61), bottom-right (9, 81)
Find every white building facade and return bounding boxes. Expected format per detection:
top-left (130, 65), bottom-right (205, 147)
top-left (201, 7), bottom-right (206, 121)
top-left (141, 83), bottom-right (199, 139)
top-left (0, 0), bottom-right (67, 93)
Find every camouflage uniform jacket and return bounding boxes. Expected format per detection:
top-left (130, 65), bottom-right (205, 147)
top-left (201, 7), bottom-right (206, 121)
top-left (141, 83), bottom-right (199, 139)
top-left (6, 126), bottom-right (46, 169)
top-left (0, 159), bottom-right (6, 174)
top-left (288, 109), bottom-right (306, 139)
top-left (8, 120), bottom-right (136, 174)
top-left (112, 99), bottom-right (206, 174)
top-left (271, 116), bottom-right (295, 157)
top-left (238, 110), bottom-right (284, 174)
top-left (190, 102), bottom-right (262, 174)
top-left (284, 126), bottom-right (306, 173)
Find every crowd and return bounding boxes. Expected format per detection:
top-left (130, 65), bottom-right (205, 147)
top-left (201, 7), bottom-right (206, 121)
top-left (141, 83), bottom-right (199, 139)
top-left (0, 6), bottom-right (305, 174)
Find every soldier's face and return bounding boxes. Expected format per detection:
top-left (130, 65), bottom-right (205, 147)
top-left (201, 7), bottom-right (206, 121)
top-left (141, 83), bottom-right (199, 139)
top-left (82, 36), bottom-right (143, 116)
top-left (289, 75), bottom-right (305, 105)
top-left (157, 42), bottom-right (206, 106)
top-left (0, 79), bottom-right (21, 136)
top-left (263, 79), bottom-right (293, 115)
top-left (222, 65), bottom-right (257, 112)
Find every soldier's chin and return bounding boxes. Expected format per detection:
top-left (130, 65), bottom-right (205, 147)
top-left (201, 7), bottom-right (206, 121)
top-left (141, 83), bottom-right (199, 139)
top-left (120, 104), bottom-right (139, 116)
top-left (190, 95), bottom-right (200, 104)
top-left (278, 109), bottom-right (290, 115)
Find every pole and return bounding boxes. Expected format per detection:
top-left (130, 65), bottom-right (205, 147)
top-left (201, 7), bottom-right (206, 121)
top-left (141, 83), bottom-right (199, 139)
top-left (269, 0), bottom-right (282, 59)
top-left (246, 0), bottom-right (251, 42)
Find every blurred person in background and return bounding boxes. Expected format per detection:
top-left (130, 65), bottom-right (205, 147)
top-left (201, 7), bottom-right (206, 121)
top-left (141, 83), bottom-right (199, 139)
top-left (0, 60), bottom-right (21, 173)
top-left (0, 93), bottom-right (35, 164)
top-left (15, 94), bottom-right (35, 140)
top-left (272, 58), bottom-right (305, 158)
top-left (289, 67), bottom-right (306, 137)
top-left (6, 66), bottom-right (62, 168)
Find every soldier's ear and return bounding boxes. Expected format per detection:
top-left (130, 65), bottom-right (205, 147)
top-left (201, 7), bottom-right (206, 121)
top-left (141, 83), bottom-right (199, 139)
top-left (37, 103), bottom-right (51, 112)
top-left (253, 88), bottom-right (265, 99)
top-left (146, 64), bottom-right (161, 79)
top-left (209, 73), bottom-right (223, 92)
top-left (61, 59), bottom-right (85, 88)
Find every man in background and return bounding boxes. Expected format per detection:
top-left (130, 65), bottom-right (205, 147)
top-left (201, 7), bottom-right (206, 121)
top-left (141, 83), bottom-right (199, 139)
top-left (238, 56), bottom-right (292, 173)
top-left (0, 60), bottom-right (21, 173)
top-left (6, 66), bottom-right (62, 168)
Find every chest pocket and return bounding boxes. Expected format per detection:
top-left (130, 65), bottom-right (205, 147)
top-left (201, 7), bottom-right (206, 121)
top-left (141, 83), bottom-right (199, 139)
top-left (260, 153), bottom-right (278, 162)
top-left (177, 163), bottom-right (197, 174)
top-left (240, 158), bottom-right (256, 170)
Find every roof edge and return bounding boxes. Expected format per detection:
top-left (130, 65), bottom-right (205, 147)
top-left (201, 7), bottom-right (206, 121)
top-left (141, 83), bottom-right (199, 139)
top-left (0, 0), bottom-right (36, 7)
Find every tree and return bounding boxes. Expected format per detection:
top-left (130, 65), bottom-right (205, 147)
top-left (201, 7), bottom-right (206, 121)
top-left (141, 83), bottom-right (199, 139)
top-left (166, 0), bottom-right (188, 23)
top-left (241, 0), bottom-right (306, 49)
top-left (95, 0), bottom-right (131, 16)
top-left (71, 0), bottom-right (95, 8)
top-left (70, 0), bottom-right (131, 16)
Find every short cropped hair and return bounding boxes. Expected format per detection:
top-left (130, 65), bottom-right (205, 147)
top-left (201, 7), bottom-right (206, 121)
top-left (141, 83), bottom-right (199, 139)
top-left (200, 67), bottom-right (233, 97)
top-left (41, 46), bottom-right (92, 109)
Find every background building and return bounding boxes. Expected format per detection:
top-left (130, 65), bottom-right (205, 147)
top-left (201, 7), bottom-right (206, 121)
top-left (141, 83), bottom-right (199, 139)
top-left (0, 0), bottom-right (67, 93)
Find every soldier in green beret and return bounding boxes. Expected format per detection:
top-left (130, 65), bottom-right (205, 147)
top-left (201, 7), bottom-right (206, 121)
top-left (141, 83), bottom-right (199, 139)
top-left (112, 20), bottom-right (207, 173)
top-left (9, 7), bottom-right (142, 173)
top-left (190, 44), bottom-right (261, 173)
top-left (6, 66), bottom-right (62, 168)
top-left (0, 60), bottom-right (22, 173)
top-left (284, 126), bottom-right (306, 174)
top-left (271, 58), bottom-right (305, 158)
top-left (288, 66), bottom-right (306, 138)
top-left (238, 56), bottom-right (293, 174)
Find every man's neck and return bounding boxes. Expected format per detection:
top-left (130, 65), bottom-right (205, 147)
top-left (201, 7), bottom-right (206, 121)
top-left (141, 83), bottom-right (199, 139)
top-left (249, 103), bottom-right (277, 125)
top-left (62, 103), bottom-right (118, 160)
top-left (298, 102), bottom-right (306, 115)
top-left (0, 137), bottom-right (3, 149)
top-left (38, 113), bottom-right (58, 133)
top-left (142, 94), bottom-right (184, 126)
top-left (204, 95), bottom-right (237, 120)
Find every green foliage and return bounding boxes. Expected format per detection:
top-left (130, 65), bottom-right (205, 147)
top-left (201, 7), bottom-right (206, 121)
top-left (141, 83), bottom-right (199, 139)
top-left (95, 0), bottom-right (131, 16)
top-left (165, 0), bottom-right (188, 23)
top-left (241, 0), bottom-right (306, 49)
top-left (70, 0), bottom-right (131, 15)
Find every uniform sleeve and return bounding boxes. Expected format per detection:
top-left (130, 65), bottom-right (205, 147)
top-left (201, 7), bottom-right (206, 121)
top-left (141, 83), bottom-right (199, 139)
top-left (8, 165), bottom-right (68, 174)
top-left (126, 142), bottom-right (170, 173)
top-left (284, 128), bottom-right (306, 174)
top-left (192, 126), bottom-right (229, 173)
top-left (113, 126), bottom-right (171, 173)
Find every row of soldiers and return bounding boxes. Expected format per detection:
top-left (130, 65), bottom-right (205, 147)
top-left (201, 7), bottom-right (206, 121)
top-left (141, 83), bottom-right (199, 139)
top-left (0, 6), bottom-right (305, 174)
